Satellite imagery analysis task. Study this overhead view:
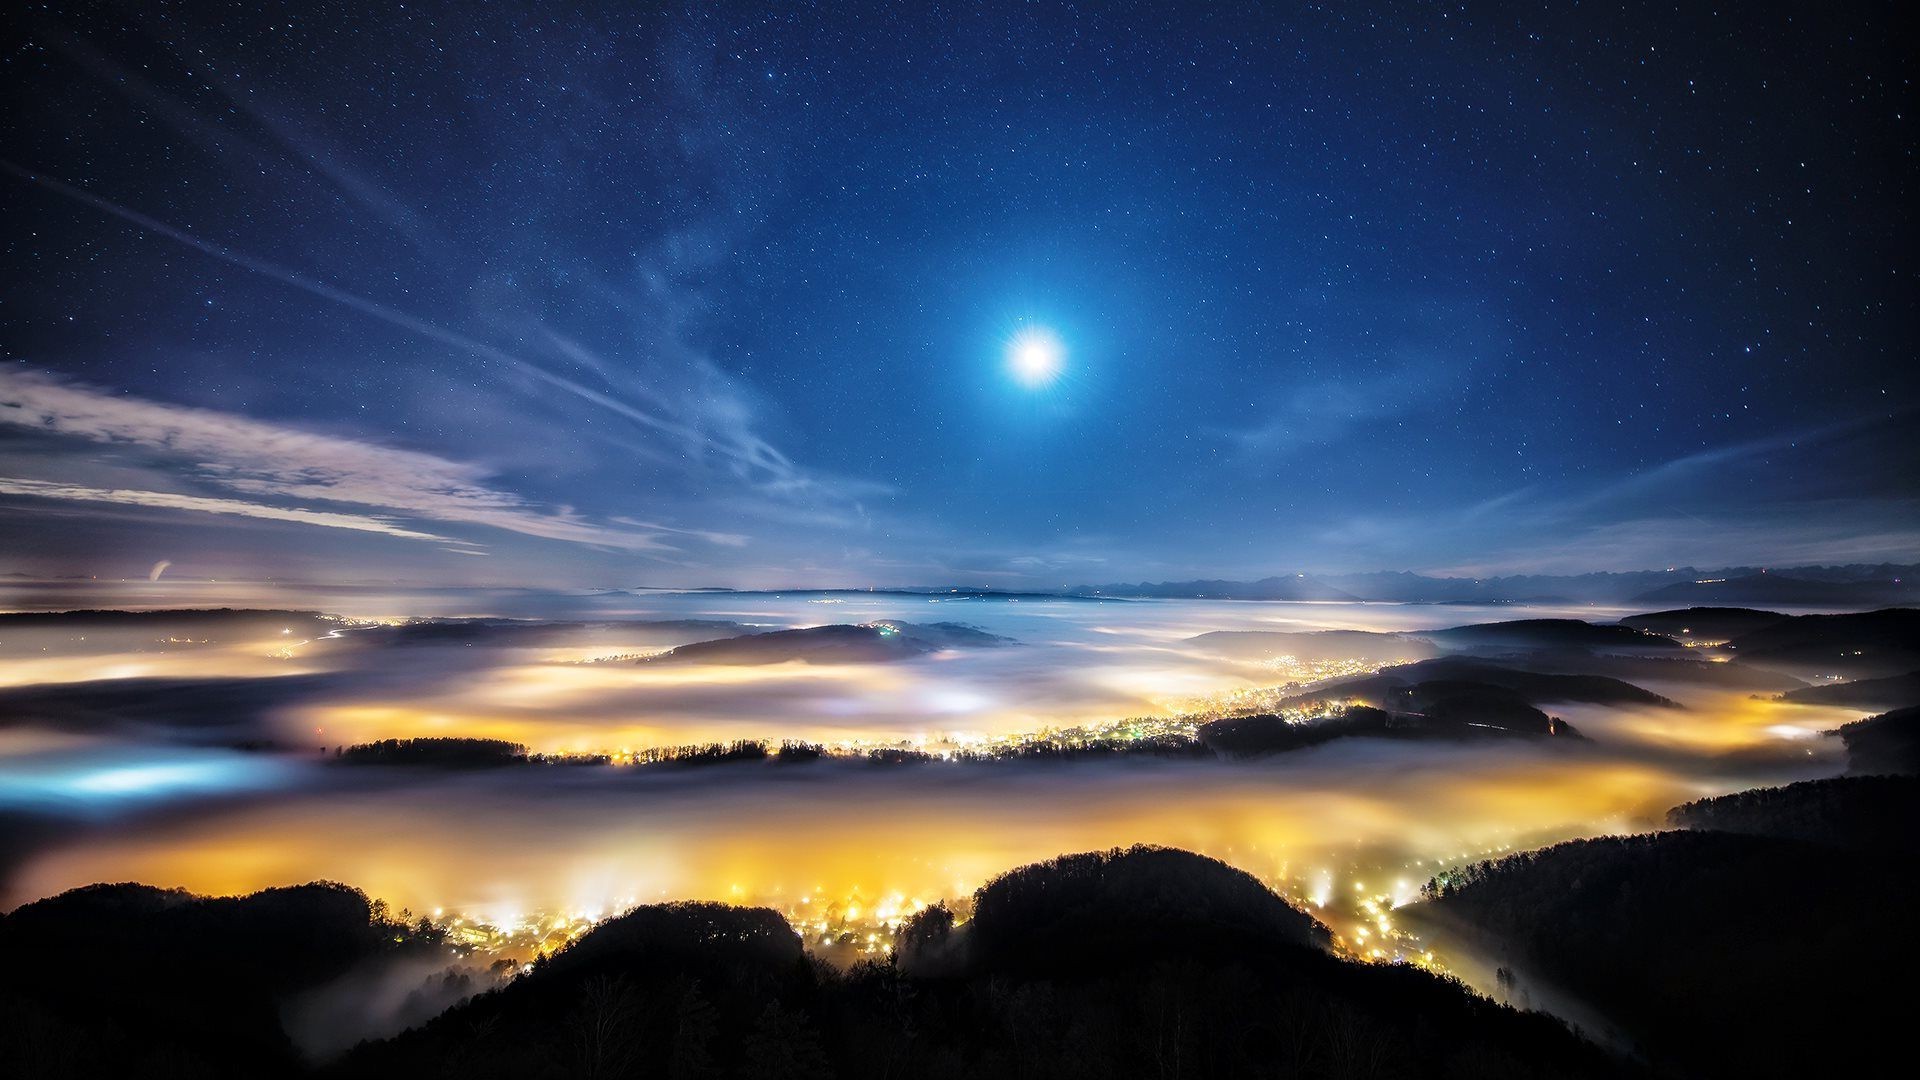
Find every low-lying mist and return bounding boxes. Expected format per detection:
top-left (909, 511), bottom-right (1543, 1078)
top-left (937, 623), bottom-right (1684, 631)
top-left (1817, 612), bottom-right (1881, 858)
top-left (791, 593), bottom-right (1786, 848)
top-left (0, 589), bottom-right (1871, 991)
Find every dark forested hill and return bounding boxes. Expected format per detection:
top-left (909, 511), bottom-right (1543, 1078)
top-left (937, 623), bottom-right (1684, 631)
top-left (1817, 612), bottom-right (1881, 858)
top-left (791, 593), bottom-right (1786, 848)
top-left (3, 847), bottom-right (1630, 1080)
top-left (1417, 828), bottom-right (1917, 1079)
top-left (1777, 669), bottom-right (1920, 709)
top-left (1667, 774), bottom-right (1920, 856)
top-left (1616, 607), bottom-right (1787, 640)
top-left (1723, 609), bottom-right (1920, 679)
top-left (343, 845), bottom-right (1622, 1080)
top-left (1830, 705), bottom-right (1920, 775)
top-left (1422, 619), bottom-right (1681, 655)
top-left (642, 621), bottom-right (1011, 665)
top-left (0, 882), bottom-right (442, 1078)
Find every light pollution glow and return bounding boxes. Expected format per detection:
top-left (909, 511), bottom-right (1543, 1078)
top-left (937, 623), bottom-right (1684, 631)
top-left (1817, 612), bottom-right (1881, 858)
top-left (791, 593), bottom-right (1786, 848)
top-left (0, 587), bottom-right (1864, 974)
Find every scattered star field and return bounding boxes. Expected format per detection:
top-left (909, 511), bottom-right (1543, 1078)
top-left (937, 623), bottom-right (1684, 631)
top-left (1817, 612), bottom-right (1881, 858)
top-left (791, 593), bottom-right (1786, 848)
top-left (2, 1), bottom-right (1914, 585)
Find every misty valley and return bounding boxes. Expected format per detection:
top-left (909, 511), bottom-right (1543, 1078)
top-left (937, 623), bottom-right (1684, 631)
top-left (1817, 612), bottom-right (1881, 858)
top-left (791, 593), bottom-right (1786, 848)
top-left (3, 587), bottom-right (1915, 1078)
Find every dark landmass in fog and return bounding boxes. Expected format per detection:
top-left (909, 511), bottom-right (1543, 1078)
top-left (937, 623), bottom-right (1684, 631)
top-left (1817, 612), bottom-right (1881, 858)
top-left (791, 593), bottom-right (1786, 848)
top-left (3, 849), bottom-right (1629, 1080)
top-left (1776, 669), bottom-right (1920, 709)
top-left (1616, 607), bottom-right (1789, 640)
top-left (640, 621), bottom-right (1012, 665)
top-left (1415, 728), bottom-right (1920, 1079)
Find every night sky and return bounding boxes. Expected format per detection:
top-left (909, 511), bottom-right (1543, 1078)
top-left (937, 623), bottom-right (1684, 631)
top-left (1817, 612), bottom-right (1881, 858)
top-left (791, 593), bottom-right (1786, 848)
top-left (3, 1), bottom-right (1914, 587)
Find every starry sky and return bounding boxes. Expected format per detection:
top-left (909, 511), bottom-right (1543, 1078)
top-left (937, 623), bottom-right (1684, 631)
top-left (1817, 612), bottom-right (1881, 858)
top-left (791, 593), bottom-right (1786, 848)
top-left (2, 1), bottom-right (1914, 588)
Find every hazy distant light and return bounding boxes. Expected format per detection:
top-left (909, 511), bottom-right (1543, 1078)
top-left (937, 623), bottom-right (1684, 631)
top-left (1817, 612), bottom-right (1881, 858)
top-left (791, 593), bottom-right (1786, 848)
top-left (70, 762), bottom-right (227, 795)
top-left (1007, 327), bottom-right (1065, 387)
top-left (0, 749), bottom-right (288, 815)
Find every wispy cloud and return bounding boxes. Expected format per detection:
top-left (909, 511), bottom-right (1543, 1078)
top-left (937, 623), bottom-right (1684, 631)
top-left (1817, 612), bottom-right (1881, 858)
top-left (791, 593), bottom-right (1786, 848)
top-left (0, 477), bottom-right (462, 544)
top-left (0, 369), bottom-right (687, 552)
top-left (1217, 301), bottom-right (1497, 459)
top-left (1308, 416), bottom-right (1920, 574)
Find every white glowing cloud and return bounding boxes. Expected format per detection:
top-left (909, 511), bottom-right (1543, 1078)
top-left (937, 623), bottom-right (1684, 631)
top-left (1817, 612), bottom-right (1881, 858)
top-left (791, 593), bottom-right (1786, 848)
top-left (0, 477), bottom-right (465, 543)
top-left (0, 369), bottom-right (702, 552)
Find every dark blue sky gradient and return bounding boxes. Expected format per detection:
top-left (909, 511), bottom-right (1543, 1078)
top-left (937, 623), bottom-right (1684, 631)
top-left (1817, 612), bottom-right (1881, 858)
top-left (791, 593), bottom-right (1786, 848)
top-left (3, 2), bottom-right (1914, 586)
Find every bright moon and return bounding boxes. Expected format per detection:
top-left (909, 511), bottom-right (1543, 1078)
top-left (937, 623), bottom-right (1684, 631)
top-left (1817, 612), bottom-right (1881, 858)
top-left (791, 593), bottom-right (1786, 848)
top-left (1007, 327), bottom-right (1065, 387)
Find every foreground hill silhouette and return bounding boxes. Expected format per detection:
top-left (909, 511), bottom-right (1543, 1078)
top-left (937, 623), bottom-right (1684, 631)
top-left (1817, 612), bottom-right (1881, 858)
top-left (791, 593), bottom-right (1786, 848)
top-left (641, 621), bottom-right (1011, 665)
top-left (1829, 704), bottom-right (1920, 774)
top-left (1667, 774), bottom-right (1920, 856)
top-left (2, 849), bottom-right (1628, 1080)
top-left (344, 846), bottom-right (1621, 1080)
top-left (1417, 773), bottom-right (1920, 1079)
top-left (0, 881), bottom-right (441, 1078)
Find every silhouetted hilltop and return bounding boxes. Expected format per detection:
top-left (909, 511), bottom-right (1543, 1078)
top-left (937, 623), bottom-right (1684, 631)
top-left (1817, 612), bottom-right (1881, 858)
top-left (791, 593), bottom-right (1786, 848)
top-left (643, 621), bottom-right (1011, 665)
top-left (1202, 694), bottom-right (1580, 753)
top-left (905, 847), bottom-right (1331, 976)
top-left (7, 850), bottom-right (1630, 1080)
top-left (1630, 574), bottom-right (1919, 608)
top-left (1452, 648), bottom-right (1807, 691)
top-left (879, 845), bottom-right (1622, 1078)
top-left (0, 672), bottom-right (341, 739)
top-left (1184, 628), bottom-right (1440, 662)
top-left (1722, 608), bottom-right (1920, 679)
top-left (1668, 775), bottom-right (1920, 856)
top-left (1423, 619), bottom-right (1681, 655)
top-left (1, 881), bottom-right (436, 1078)
top-left (1313, 657), bottom-right (1677, 709)
top-left (1616, 606), bottom-right (1787, 640)
top-left (1417, 829), bottom-right (1916, 1079)
top-left (341, 902), bottom-right (815, 1080)
top-left (334, 738), bottom-right (530, 768)
top-left (1776, 669), bottom-right (1920, 709)
top-left (1831, 705), bottom-right (1920, 775)
top-left (1200, 706), bottom-right (1395, 756)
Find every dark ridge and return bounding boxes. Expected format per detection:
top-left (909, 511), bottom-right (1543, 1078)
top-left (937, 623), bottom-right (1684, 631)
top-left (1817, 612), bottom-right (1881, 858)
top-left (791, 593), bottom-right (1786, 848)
top-left (1, 881), bottom-right (436, 1078)
top-left (642, 621), bottom-right (1012, 665)
top-left (0, 673), bottom-right (345, 738)
top-left (1200, 706), bottom-right (1396, 757)
top-left (1417, 829), bottom-right (1916, 1079)
top-left (1667, 775), bottom-right (1920, 856)
top-left (1459, 648), bottom-right (1809, 691)
top-left (1723, 608), bottom-right (1920, 679)
top-left (1629, 574), bottom-right (1920, 608)
top-left (333, 738), bottom-right (530, 768)
top-left (335, 902), bottom-right (813, 1080)
top-left (930, 846), bottom-right (1331, 975)
top-left (773, 740), bottom-right (825, 763)
top-left (1616, 606), bottom-right (1788, 640)
top-left (1305, 657), bottom-right (1678, 708)
top-left (1776, 669), bottom-right (1920, 709)
top-left (1422, 619), bottom-right (1682, 654)
top-left (2, 847), bottom-right (1633, 1080)
top-left (632, 740), bottom-right (770, 767)
top-left (1830, 705), bottom-right (1920, 775)
top-left (1279, 675), bottom-right (1588, 736)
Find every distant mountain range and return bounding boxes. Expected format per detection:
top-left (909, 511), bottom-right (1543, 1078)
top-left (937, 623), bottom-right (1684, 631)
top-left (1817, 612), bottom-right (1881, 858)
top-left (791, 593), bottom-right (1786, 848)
top-left (1066, 564), bottom-right (1920, 605)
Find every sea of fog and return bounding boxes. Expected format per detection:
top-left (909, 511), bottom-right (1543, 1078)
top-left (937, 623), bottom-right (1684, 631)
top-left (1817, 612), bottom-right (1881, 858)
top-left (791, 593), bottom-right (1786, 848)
top-left (0, 586), bottom-right (1860, 977)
